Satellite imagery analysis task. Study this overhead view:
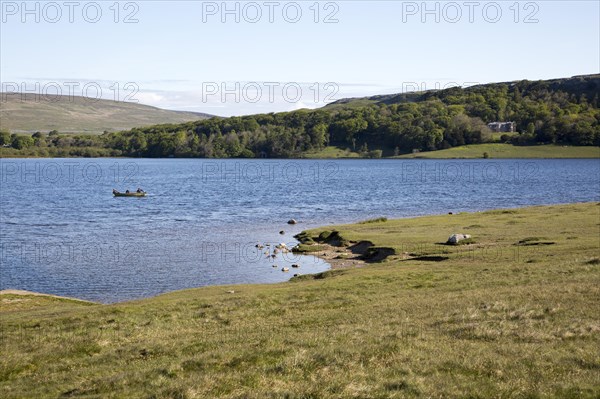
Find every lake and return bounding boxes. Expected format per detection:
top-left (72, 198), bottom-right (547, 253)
top-left (1, 158), bottom-right (598, 303)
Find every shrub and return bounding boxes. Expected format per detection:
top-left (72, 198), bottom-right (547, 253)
top-left (368, 149), bottom-right (383, 159)
top-left (11, 135), bottom-right (34, 149)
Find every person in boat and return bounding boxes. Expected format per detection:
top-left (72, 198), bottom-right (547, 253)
top-left (126, 190), bottom-right (130, 194)
top-left (136, 188), bottom-right (143, 193)
top-left (113, 189), bottom-right (118, 194)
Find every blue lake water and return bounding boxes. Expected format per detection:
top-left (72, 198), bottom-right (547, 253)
top-left (1, 158), bottom-right (599, 303)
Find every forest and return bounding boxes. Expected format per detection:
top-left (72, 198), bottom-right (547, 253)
top-left (2, 75), bottom-right (598, 158)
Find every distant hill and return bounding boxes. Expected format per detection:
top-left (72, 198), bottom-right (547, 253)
top-left (1, 74), bottom-right (598, 158)
top-left (325, 74), bottom-right (600, 109)
top-left (0, 93), bottom-right (213, 134)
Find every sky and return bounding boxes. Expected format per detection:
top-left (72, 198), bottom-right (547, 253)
top-left (1, 0), bottom-right (599, 116)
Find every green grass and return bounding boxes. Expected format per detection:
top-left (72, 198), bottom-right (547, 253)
top-left (291, 243), bottom-right (327, 253)
top-left (358, 217), bottom-right (388, 224)
top-left (489, 132), bottom-right (518, 141)
top-left (0, 293), bottom-right (95, 312)
top-left (397, 143), bottom-right (600, 159)
top-left (303, 146), bottom-right (361, 158)
top-left (1, 203), bottom-right (599, 398)
top-left (297, 144), bottom-right (598, 159)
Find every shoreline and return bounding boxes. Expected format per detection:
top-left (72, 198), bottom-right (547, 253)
top-left (0, 289), bottom-right (97, 304)
top-left (0, 236), bottom-right (368, 305)
top-left (1, 155), bottom-right (599, 160)
top-left (2, 144), bottom-right (600, 160)
top-left (3, 201), bottom-right (598, 305)
top-left (0, 244), bottom-right (363, 305)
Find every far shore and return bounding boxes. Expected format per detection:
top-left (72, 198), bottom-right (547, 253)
top-left (1, 143), bottom-right (599, 160)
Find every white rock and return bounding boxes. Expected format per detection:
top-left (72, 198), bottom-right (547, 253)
top-left (447, 233), bottom-right (472, 244)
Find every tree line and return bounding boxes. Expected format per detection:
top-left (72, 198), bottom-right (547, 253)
top-left (2, 76), bottom-right (598, 158)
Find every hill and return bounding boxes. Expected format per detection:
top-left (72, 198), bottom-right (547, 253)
top-left (325, 74), bottom-right (600, 109)
top-left (1, 74), bottom-right (598, 157)
top-left (0, 93), bottom-right (212, 134)
top-left (1, 203), bottom-right (599, 397)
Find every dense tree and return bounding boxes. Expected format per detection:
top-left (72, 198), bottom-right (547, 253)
top-left (0, 130), bottom-right (11, 145)
top-left (11, 135), bottom-right (34, 149)
top-left (2, 76), bottom-right (598, 158)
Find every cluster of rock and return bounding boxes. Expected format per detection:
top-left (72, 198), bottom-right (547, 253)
top-left (254, 219), bottom-right (304, 276)
top-left (255, 241), bottom-right (302, 275)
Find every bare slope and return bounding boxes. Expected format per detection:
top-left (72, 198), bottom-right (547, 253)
top-left (0, 93), bottom-right (212, 134)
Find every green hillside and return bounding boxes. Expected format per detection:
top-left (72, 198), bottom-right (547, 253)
top-left (0, 93), bottom-right (212, 134)
top-left (326, 74), bottom-right (600, 110)
top-left (397, 143), bottom-right (600, 159)
top-left (1, 74), bottom-right (598, 158)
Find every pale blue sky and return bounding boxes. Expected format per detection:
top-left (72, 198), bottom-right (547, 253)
top-left (1, 0), bottom-right (599, 116)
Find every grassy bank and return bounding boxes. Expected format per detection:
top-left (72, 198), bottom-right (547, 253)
top-left (302, 146), bottom-right (361, 158)
top-left (1, 203), bottom-right (599, 398)
top-left (397, 143), bottom-right (600, 159)
top-left (1, 143), bottom-right (599, 159)
top-left (300, 144), bottom-right (599, 159)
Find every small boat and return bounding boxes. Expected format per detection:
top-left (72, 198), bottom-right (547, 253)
top-left (113, 189), bottom-right (146, 197)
